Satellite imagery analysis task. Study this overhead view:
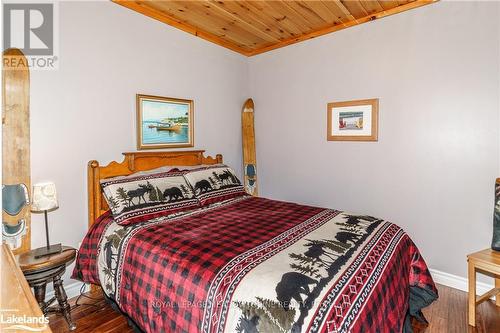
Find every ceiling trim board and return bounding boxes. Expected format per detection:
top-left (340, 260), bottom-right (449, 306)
top-left (112, 0), bottom-right (439, 57)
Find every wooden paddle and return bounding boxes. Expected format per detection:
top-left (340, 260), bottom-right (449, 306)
top-left (242, 98), bottom-right (258, 196)
top-left (2, 49), bottom-right (31, 253)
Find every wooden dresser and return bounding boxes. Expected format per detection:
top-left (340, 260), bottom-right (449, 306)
top-left (1, 243), bottom-right (52, 332)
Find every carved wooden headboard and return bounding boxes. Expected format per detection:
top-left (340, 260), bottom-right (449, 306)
top-left (87, 150), bottom-right (222, 228)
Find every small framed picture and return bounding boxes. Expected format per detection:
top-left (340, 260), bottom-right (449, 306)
top-left (327, 98), bottom-right (378, 141)
top-left (136, 94), bottom-right (194, 149)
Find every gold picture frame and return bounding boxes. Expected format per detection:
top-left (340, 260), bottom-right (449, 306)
top-left (327, 98), bottom-right (378, 142)
top-left (136, 94), bottom-right (194, 149)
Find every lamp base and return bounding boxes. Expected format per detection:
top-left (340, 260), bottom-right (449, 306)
top-left (33, 243), bottom-right (62, 258)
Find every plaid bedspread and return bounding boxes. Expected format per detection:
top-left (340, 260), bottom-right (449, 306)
top-left (72, 196), bottom-right (437, 333)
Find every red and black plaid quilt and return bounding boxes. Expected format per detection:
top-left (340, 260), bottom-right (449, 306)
top-left (73, 196), bottom-right (437, 333)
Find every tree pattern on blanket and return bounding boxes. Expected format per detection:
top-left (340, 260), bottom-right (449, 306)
top-left (234, 214), bottom-right (380, 333)
top-left (102, 227), bottom-right (128, 297)
top-left (235, 297), bottom-right (296, 333)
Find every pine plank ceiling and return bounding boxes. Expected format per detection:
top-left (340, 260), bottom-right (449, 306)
top-left (113, 0), bottom-right (438, 56)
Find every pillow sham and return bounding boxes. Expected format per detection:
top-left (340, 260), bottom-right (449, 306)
top-left (100, 171), bottom-right (199, 226)
top-left (183, 165), bottom-right (247, 206)
top-left (102, 164), bottom-right (219, 183)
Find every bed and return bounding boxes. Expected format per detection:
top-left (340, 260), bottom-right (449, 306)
top-left (73, 150), bottom-right (437, 333)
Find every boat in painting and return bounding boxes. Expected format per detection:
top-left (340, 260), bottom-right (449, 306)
top-left (148, 121), bottom-right (181, 131)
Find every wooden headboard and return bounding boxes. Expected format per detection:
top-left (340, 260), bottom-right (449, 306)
top-left (87, 150), bottom-right (222, 228)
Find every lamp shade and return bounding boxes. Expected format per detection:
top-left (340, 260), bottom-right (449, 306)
top-left (31, 182), bottom-right (58, 212)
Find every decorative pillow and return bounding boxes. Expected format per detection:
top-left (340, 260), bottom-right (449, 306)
top-left (102, 164), bottom-right (217, 183)
top-left (100, 171), bottom-right (199, 226)
top-left (183, 165), bottom-right (247, 206)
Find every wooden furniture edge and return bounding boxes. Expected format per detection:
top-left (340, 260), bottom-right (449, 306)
top-left (17, 246), bottom-right (76, 274)
top-left (467, 249), bottom-right (500, 326)
top-left (475, 287), bottom-right (500, 305)
top-left (1, 244), bottom-right (51, 332)
top-left (87, 150), bottom-right (223, 229)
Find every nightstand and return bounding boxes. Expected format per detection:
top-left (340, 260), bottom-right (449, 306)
top-left (16, 245), bottom-right (77, 331)
top-left (466, 248), bottom-right (500, 327)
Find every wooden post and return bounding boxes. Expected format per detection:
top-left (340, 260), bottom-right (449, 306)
top-left (2, 48), bottom-right (31, 254)
top-left (496, 278), bottom-right (500, 307)
top-left (468, 260), bottom-right (476, 326)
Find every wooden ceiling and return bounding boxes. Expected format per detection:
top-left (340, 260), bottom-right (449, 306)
top-left (113, 0), bottom-right (437, 56)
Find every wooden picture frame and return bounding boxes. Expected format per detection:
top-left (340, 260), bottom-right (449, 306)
top-left (327, 98), bottom-right (378, 142)
top-left (136, 94), bottom-right (194, 149)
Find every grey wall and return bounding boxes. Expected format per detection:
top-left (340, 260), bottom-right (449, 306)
top-left (29, 1), bottom-right (248, 285)
top-left (27, 0), bottom-right (500, 289)
top-left (248, 1), bottom-right (500, 279)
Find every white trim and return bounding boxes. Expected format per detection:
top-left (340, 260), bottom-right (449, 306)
top-left (46, 282), bottom-right (89, 300)
top-left (429, 268), bottom-right (495, 297)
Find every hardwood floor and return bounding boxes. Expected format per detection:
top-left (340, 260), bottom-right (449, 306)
top-left (49, 283), bottom-right (500, 333)
top-left (414, 284), bottom-right (500, 333)
top-left (48, 292), bottom-right (132, 333)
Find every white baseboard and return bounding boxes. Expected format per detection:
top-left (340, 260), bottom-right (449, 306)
top-left (429, 268), bottom-right (495, 298)
top-left (46, 282), bottom-right (89, 301)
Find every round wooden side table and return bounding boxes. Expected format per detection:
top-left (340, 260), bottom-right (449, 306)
top-left (16, 245), bottom-right (77, 331)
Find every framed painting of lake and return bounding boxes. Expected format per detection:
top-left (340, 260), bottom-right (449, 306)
top-left (327, 98), bottom-right (378, 141)
top-left (136, 94), bottom-right (194, 149)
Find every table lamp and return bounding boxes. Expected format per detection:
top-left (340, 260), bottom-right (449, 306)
top-left (31, 182), bottom-right (62, 258)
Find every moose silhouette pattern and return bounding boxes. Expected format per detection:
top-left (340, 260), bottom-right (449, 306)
top-left (234, 214), bottom-right (381, 333)
top-left (113, 180), bottom-right (194, 207)
top-left (218, 169), bottom-right (241, 186)
top-left (126, 182), bottom-right (154, 206)
top-left (101, 174), bottom-right (198, 225)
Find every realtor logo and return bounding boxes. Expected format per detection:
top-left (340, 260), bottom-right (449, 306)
top-left (3, 2), bottom-right (58, 70)
top-left (4, 3), bottom-right (53, 55)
